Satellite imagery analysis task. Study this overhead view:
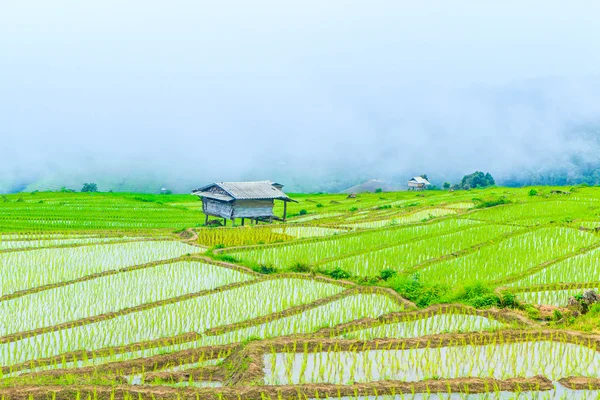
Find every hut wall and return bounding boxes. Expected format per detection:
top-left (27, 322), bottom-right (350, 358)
top-left (202, 198), bottom-right (234, 219)
top-left (232, 199), bottom-right (275, 218)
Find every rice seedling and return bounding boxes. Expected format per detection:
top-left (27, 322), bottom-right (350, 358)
top-left (264, 340), bottom-right (600, 385)
top-left (0, 236), bottom-right (144, 251)
top-left (4, 188), bottom-right (600, 398)
top-left (469, 200), bottom-right (600, 226)
top-left (232, 219), bottom-right (479, 269)
top-left (510, 247), bottom-right (600, 287)
top-left (419, 227), bottom-right (599, 284)
top-left (1, 278), bottom-right (344, 367)
top-left (338, 313), bottom-right (503, 340)
top-left (0, 261), bottom-right (255, 336)
top-left (320, 224), bottom-right (517, 276)
top-left (343, 208), bottom-right (457, 229)
top-left (204, 292), bottom-right (403, 346)
top-left (0, 192), bottom-right (207, 231)
top-left (271, 226), bottom-right (347, 238)
top-left (444, 202), bottom-right (476, 210)
top-left (517, 287), bottom-right (600, 307)
top-left (0, 241), bottom-right (200, 297)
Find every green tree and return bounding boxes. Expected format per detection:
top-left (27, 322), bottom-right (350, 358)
top-left (81, 183), bottom-right (98, 192)
top-left (374, 188), bottom-right (383, 193)
top-left (460, 172), bottom-right (495, 189)
top-left (442, 182), bottom-right (451, 190)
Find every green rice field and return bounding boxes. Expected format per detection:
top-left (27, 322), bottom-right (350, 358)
top-left (2, 186), bottom-right (600, 399)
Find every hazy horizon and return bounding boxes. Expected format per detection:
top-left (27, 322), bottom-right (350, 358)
top-left (2, 1), bottom-right (600, 193)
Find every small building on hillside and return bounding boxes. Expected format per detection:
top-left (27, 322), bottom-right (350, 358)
top-left (407, 176), bottom-right (431, 191)
top-left (192, 181), bottom-right (297, 226)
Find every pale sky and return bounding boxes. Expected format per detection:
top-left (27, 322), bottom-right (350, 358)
top-left (2, 1), bottom-right (600, 191)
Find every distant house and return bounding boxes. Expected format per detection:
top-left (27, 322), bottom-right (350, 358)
top-left (192, 181), bottom-right (297, 226)
top-left (407, 176), bottom-right (431, 191)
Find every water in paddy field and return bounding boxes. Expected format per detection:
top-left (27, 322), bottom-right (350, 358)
top-left (264, 342), bottom-right (600, 385)
top-left (312, 383), bottom-right (600, 399)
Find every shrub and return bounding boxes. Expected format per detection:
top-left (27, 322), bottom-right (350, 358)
top-left (349, 207), bottom-right (358, 212)
top-left (316, 203), bottom-right (323, 208)
top-left (298, 209), bottom-right (308, 215)
top-left (378, 269), bottom-right (397, 281)
top-left (375, 188), bottom-right (383, 193)
top-left (326, 267), bottom-right (351, 280)
top-left (474, 197), bottom-right (511, 208)
top-left (468, 293), bottom-right (500, 308)
top-left (215, 254), bottom-right (237, 263)
top-left (524, 304), bottom-right (540, 319)
top-left (289, 262), bottom-right (312, 273)
top-left (588, 303), bottom-right (600, 316)
top-left (388, 273), bottom-right (449, 308)
top-left (552, 309), bottom-right (563, 321)
top-left (253, 265), bottom-right (277, 274)
top-left (455, 282), bottom-right (501, 308)
top-left (528, 189), bottom-right (538, 196)
top-left (499, 291), bottom-right (519, 308)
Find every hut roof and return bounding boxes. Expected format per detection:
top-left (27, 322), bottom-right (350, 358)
top-left (408, 176), bottom-right (431, 185)
top-left (192, 181), bottom-right (296, 202)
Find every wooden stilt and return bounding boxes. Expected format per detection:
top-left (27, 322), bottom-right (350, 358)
top-left (205, 214), bottom-right (209, 226)
top-left (283, 201), bottom-right (287, 222)
top-left (241, 218), bottom-right (245, 226)
top-left (223, 218), bottom-right (226, 226)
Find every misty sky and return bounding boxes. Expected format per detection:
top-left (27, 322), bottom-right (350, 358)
top-left (2, 1), bottom-right (600, 192)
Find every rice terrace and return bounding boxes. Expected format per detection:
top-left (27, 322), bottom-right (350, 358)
top-left (1, 185), bottom-right (600, 399)
top-left (4, 1), bottom-right (600, 399)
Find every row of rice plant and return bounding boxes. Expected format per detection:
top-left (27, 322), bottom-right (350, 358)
top-left (517, 287), bottom-right (600, 307)
top-left (196, 226), bottom-right (295, 247)
top-left (289, 212), bottom-right (344, 223)
top-left (0, 236), bottom-right (145, 251)
top-left (339, 313), bottom-right (504, 340)
top-left (0, 192), bottom-right (210, 231)
top-left (320, 224), bottom-right (517, 276)
top-left (203, 293), bottom-right (403, 346)
top-left (0, 241), bottom-right (200, 297)
top-left (468, 200), bottom-right (600, 226)
top-left (444, 202), bottom-right (476, 210)
top-left (579, 221), bottom-right (600, 229)
top-left (271, 226), bottom-right (346, 238)
top-left (343, 208), bottom-right (458, 230)
top-left (264, 340), bottom-right (600, 385)
top-left (1, 278), bottom-right (344, 367)
top-left (1, 261), bottom-right (255, 336)
top-left (195, 226), bottom-right (346, 247)
top-left (418, 227), bottom-right (599, 285)
top-left (3, 292), bottom-right (403, 375)
top-left (0, 233), bottom-right (100, 241)
top-left (231, 219), bottom-right (480, 269)
top-left (510, 247), bottom-right (600, 287)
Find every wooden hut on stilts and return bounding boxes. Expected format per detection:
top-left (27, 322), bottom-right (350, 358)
top-left (192, 181), bottom-right (297, 226)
